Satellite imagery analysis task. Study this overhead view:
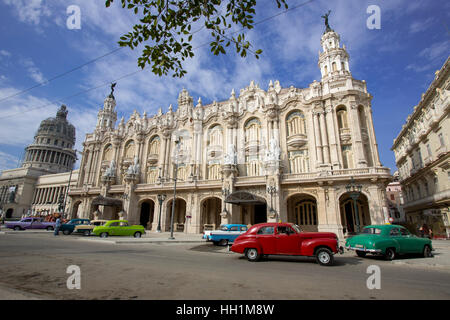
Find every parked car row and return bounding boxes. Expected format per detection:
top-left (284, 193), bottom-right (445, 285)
top-left (205, 222), bottom-right (434, 267)
top-left (6, 218), bottom-right (145, 238)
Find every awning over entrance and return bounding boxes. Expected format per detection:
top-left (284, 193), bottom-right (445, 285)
top-left (225, 191), bottom-right (265, 205)
top-left (92, 195), bottom-right (123, 207)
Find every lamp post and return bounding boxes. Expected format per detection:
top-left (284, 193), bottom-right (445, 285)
top-left (346, 176), bottom-right (362, 233)
top-left (156, 194), bottom-right (166, 233)
top-left (169, 137), bottom-right (181, 240)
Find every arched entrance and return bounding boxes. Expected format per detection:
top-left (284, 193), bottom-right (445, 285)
top-left (200, 197), bottom-right (222, 232)
top-left (140, 200), bottom-right (155, 230)
top-left (225, 191), bottom-right (267, 226)
top-left (339, 192), bottom-right (370, 235)
top-left (72, 201), bottom-right (82, 219)
top-left (165, 198), bottom-right (187, 232)
top-left (5, 208), bottom-right (13, 219)
top-left (287, 194), bottom-right (318, 232)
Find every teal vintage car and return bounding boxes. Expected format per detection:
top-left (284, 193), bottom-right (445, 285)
top-left (345, 224), bottom-right (433, 260)
top-left (92, 220), bottom-right (145, 238)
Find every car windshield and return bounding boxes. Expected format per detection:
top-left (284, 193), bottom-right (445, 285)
top-left (362, 227), bottom-right (382, 234)
top-left (220, 225), bottom-right (228, 231)
top-left (291, 224), bottom-right (302, 233)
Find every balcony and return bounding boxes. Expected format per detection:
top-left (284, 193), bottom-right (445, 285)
top-left (339, 128), bottom-right (351, 142)
top-left (147, 154), bottom-right (159, 165)
top-left (286, 134), bottom-right (308, 149)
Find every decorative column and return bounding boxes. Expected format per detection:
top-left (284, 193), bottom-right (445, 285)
top-left (349, 102), bottom-right (367, 167)
top-left (366, 106), bottom-right (381, 167)
top-left (313, 111), bottom-right (324, 165)
top-left (325, 103), bottom-right (339, 168)
top-left (319, 111), bottom-right (330, 164)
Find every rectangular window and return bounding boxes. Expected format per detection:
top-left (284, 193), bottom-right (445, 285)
top-left (427, 144), bottom-right (432, 157)
top-left (439, 133), bottom-right (445, 147)
top-left (390, 194), bottom-right (395, 201)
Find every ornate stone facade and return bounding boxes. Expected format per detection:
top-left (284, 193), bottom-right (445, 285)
top-left (392, 57), bottom-right (450, 238)
top-left (69, 27), bottom-right (391, 239)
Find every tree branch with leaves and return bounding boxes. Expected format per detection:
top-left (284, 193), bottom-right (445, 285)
top-left (105, 0), bottom-right (288, 77)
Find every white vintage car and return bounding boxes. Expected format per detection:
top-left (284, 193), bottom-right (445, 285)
top-left (74, 219), bottom-right (108, 236)
top-left (202, 224), bottom-right (249, 246)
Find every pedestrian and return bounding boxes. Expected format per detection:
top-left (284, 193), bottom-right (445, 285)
top-left (54, 214), bottom-right (62, 236)
top-left (428, 228), bottom-right (433, 239)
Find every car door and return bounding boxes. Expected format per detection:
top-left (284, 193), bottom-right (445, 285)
top-left (399, 227), bottom-right (418, 253)
top-left (389, 227), bottom-right (404, 253)
top-left (23, 218), bottom-right (33, 229)
top-left (255, 226), bottom-right (276, 254)
top-left (118, 221), bottom-right (130, 236)
top-left (275, 226), bottom-right (300, 255)
top-left (108, 222), bottom-right (120, 235)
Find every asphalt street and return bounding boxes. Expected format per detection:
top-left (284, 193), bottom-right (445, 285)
top-left (0, 232), bottom-right (449, 300)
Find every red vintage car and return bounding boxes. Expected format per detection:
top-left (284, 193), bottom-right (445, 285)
top-left (230, 222), bottom-right (344, 266)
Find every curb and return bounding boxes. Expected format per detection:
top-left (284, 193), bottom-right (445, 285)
top-left (76, 238), bottom-right (206, 244)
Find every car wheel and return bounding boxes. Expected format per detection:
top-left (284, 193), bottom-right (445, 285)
top-left (212, 241), bottom-right (219, 246)
top-left (423, 245), bottom-right (433, 258)
top-left (356, 251), bottom-right (367, 258)
top-left (14, 226), bottom-right (21, 231)
top-left (384, 248), bottom-right (396, 261)
top-left (83, 230), bottom-right (91, 236)
top-left (134, 232), bottom-right (142, 238)
top-left (316, 248), bottom-right (334, 266)
top-left (245, 248), bottom-right (261, 262)
top-left (46, 226), bottom-right (54, 231)
top-left (219, 239), bottom-right (228, 246)
top-left (100, 232), bottom-right (108, 238)
top-left (63, 230), bottom-right (70, 235)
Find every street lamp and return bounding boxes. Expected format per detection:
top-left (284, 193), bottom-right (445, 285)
top-left (156, 194), bottom-right (166, 233)
top-left (346, 176), bottom-right (363, 233)
top-left (169, 137), bottom-right (181, 240)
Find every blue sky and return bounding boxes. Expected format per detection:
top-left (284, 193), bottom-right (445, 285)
top-left (0, 0), bottom-right (449, 173)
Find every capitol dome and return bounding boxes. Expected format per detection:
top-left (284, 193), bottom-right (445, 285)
top-left (22, 105), bottom-right (77, 174)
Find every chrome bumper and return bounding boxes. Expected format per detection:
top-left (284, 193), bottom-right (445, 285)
top-left (345, 246), bottom-right (382, 253)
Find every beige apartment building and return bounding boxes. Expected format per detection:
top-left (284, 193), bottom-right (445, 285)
top-left (392, 57), bottom-right (450, 238)
top-left (68, 24), bottom-right (391, 239)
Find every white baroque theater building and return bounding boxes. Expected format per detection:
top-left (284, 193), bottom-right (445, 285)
top-left (69, 25), bottom-right (391, 239)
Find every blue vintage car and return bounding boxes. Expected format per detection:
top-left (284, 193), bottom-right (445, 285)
top-left (61, 218), bottom-right (91, 235)
top-left (204, 224), bottom-right (249, 246)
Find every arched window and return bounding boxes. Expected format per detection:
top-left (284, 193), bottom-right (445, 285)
top-left (342, 145), bottom-right (354, 169)
top-left (124, 140), bottom-right (135, 158)
top-left (208, 125), bottom-right (223, 147)
top-left (289, 150), bottom-right (310, 173)
top-left (103, 144), bottom-right (113, 161)
top-left (148, 136), bottom-right (160, 155)
top-left (147, 166), bottom-right (159, 183)
top-left (336, 107), bottom-right (349, 131)
top-left (332, 61), bottom-right (337, 72)
top-left (294, 199), bottom-right (317, 226)
top-left (208, 164), bottom-right (221, 180)
top-left (177, 164), bottom-right (187, 181)
top-left (324, 65), bottom-right (328, 76)
top-left (286, 111), bottom-right (306, 136)
top-left (244, 118), bottom-right (261, 143)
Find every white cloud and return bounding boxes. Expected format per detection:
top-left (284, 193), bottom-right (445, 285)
top-left (0, 151), bottom-right (19, 172)
top-left (21, 58), bottom-right (46, 83)
top-left (2, 0), bottom-right (51, 25)
top-left (419, 42), bottom-right (450, 61)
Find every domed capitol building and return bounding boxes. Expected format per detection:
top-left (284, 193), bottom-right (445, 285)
top-left (0, 105), bottom-right (78, 219)
top-left (68, 24), bottom-right (392, 239)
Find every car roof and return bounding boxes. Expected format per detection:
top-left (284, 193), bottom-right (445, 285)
top-left (364, 224), bottom-right (405, 230)
top-left (250, 222), bottom-right (293, 228)
top-left (223, 224), bottom-right (247, 227)
top-left (107, 220), bottom-right (128, 223)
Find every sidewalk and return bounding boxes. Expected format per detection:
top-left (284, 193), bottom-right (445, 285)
top-left (390, 240), bottom-right (450, 271)
top-left (77, 231), bottom-right (206, 244)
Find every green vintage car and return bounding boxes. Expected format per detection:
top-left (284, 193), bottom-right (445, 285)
top-left (345, 224), bottom-right (433, 261)
top-left (92, 220), bottom-right (145, 238)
